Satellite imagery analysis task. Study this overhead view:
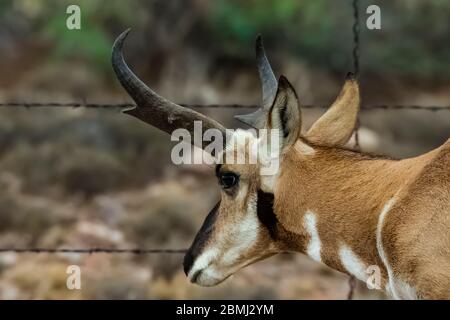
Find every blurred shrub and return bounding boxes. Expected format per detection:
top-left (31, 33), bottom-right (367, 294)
top-left (1, 260), bottom-right (83, 299)
top-left (0, 192), bottom-right (71, 243)
top-left (84, 267), bottom-right (150, 299)
top-left (4, 0), bottom-right (142, 72)
top-left (0, 109), bottom-right (172, 196)
top-left (361, 0), bottom-right (450, 84)
top-left (203, 0), bottom-right (450, 82)
top-left (150, 254), bottom-right (184, 280)
top-left (204, 0), bottom-right (354, 73)
top-left (58, 148), bottom-right (126, 198)
top-left (3, 0), bottom-right (450, 82)
top-left (208, 0), bottom-right (302, 46)
top-left (0, 143), bottom-right (127, 197)
top-left (122, 197), bottom-right (197, 246)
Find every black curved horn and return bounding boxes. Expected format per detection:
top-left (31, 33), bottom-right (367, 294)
top-left (112, 29), bottom-right (227, 150)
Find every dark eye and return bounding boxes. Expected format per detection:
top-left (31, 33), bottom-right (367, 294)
top-left (219, 172), bottom-right (239, 189)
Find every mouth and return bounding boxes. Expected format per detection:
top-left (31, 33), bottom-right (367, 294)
top-left (186, 253), bottom-right (274, 286)
top-left (188, 267), bottom-right (228, 287)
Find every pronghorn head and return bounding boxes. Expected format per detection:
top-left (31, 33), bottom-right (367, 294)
top-left (112, 30), bottom-right (360, 286)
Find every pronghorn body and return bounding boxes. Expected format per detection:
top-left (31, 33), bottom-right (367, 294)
top-left (273, 138), bottom-right (450, 299)
top-left (112, 30), bottom-right (450, 299)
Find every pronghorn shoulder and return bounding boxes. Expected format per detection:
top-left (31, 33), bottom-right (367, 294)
top-left (394, 140), bottom-right (450, 196)
top-left (410, 140), bottom-right (450, 188)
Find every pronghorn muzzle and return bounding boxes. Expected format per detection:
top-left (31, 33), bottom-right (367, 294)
top-left (183, 202), bottom-right (220, 282)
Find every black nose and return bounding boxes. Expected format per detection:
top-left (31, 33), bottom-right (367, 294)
top-left (183, 250), bottom-right (194, 276)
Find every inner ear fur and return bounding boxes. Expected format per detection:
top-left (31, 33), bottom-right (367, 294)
top-left (267, 76), bottom-right (302, 149)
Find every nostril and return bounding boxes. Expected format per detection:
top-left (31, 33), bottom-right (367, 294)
top-left (183, 251), bottom-right (194, 276)
top-left (190, 269), bottom-right (202, 283)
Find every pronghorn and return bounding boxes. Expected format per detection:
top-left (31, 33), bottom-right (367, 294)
top-left (112, 30), bottom-right (450, 300)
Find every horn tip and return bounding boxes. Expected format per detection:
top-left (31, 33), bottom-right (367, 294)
top-left (255, 34), bottom-right (264, 53)
top-left (346, 72), bottom-right (356, 81)
top-left (123, 28), bottom-right (132, 36)
top-left (113, 28), bottom-right (132, 50)
top-left (278, 75), bottom-right (290, 88)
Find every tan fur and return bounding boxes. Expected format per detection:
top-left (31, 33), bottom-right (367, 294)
top-left (273, 139), bottom-right (450, 299)
top-left (306, 77), bottom-right (359, 146)
top-left (381, 141), bottom-right (450, 299)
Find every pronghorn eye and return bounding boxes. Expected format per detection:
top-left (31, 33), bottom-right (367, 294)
top-left (219, 172), bottom-right (239, 189)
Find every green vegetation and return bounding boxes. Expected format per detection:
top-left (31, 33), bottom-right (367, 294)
top-left (3, 0), bottom-right (449, 81)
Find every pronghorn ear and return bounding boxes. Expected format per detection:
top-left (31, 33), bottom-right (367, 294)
top-left (266, 76), bottom-right (302, 149)
top-left (306, 73), bottom-right (360, 146)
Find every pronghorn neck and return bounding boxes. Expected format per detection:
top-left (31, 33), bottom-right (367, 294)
top-left (272, 140), bottom-right (437, 282)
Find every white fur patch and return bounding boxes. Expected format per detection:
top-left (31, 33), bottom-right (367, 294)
top-left (223, 129), bottom-right (281, 180)
top-left (339, 245), bottom-right (368, 282)
top-left (259, 170), bottom-right (278, 193)
top-left (304, 212), bottom-right (321, 262)
top-left (188, 248), bottom-right (220, 279)
top-left (376, 198), bottom-right (395, 268)
top-left (376, 196), bottom-right (417, 299)
top-left (221, 189), bottom-right (259, 264)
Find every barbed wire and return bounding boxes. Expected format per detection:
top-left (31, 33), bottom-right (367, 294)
top-left (0, 248), bottom-right (186, 254)
top-left (347, 0), bottom-right (362, 299)
top-left (1, 102), bottom-right (450, 111)
top-left (352, 0), bottom-right (360, 77)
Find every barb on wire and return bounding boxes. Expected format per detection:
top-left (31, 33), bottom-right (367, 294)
top-left (0, 248), bottom-right (187, 254)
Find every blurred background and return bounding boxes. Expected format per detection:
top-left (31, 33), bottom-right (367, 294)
top-left (0, 0), bottom-right (449, 299)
